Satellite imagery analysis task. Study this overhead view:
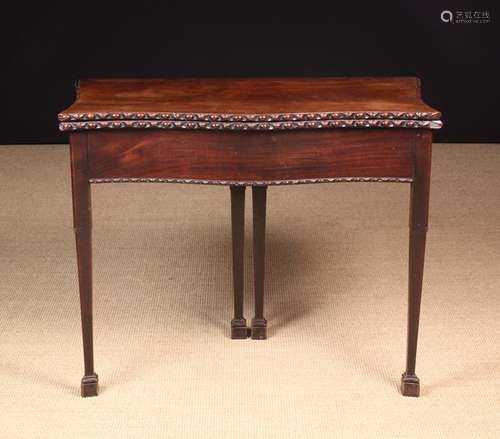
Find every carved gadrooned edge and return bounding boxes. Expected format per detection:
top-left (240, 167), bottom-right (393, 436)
top-left (60, 119), bottom-right (442, 132)
top-left (89, 176), bottom-right (413, 186)
top-left (58, 110), bottom-right (441, 122)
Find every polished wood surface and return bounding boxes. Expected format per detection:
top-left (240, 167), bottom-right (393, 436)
top-left (70, 132), bottom-right (98, 397)
top-left (86, 129), bottom-right (415, 184)
top-left (230, 186), bottom-right (250, 339)
top-left (64, 77), bottom-right (440, 397)
top-left (59, 77), bottom-right (441, 125)
top-left (251, 186), bottom-right (268, 340)
top-left (401, 131), bottom-right (432, 397)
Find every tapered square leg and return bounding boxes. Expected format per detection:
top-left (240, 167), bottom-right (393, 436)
top-left (401, 132), bottom-right (432, 397)
top-left (251, 186), bottom-right (268, 340)
top-left (230, 186), bottom-right (250, 339)
top-left (71, 133), bottom-right (99, 397)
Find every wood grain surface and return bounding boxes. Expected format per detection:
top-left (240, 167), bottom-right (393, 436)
top-left (87, 129), bottom-right (415, 182)
top-left (59, 78), bottom-right (441, 130)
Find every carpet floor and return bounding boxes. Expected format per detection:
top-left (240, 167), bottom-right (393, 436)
top-left (0, 144), bottom-right (499, 438)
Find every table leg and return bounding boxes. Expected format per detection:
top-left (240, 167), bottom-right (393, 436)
top-left (401, 132), bottom-right (432, 397)
top-left (251, 186), bottom-right (268, 339)
top-left (230, 186), bottom-right (250, 339)
top-left (70, 133), bottom-right (98, 397)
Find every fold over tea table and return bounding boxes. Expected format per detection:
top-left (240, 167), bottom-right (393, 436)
top-left (59, 77), bottom-right (442, 397)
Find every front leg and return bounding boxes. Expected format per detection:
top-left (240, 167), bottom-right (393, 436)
top-left (70, 133), bottom-right (98, 397)
top-left (401, 132), bottom-right (432, 397)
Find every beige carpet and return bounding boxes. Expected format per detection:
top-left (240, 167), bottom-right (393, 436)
top-left (0, 144), bottom-right (499, 438)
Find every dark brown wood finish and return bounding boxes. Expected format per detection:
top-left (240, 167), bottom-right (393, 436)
top-left (59, 77), bottom-right (441, 122)
top-left (401, 131), bottom-right (432, 397)
top-left (61, 77), bottom-right (439, 397)
top-left (230, 186), bottom-right (250, 339)
top-left (86, 130), bottom-right (415, 183)
top-left (60, 119), bottom-right (441, 132)
top-left (70, 132), bottom-right (98, 397)
top-left (251, 186), bottom-right (268, 340)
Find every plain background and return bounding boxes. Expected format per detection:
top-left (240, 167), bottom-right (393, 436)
top-left (2, 0), bottom-right (499, 144)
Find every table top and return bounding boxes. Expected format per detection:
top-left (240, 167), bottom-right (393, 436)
top-left (59, 77), bottom-right (442, 131)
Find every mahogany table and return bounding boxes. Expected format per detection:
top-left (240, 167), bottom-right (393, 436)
top-left (59, 77), bottom-right (442, 398)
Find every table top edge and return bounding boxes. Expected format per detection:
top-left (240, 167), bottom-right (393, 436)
top-left (59, 77), bottom-right (442, 131)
